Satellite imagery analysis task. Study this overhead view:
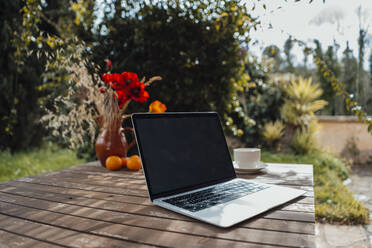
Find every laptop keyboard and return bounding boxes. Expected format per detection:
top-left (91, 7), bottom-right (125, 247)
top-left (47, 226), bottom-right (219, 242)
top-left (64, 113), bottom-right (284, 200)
top-left (163, 181), bottom-right (270, 212)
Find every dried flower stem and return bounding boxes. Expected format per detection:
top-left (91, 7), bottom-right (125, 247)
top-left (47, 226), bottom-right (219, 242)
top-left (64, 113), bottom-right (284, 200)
top-left (144, 76), bottom-right (162, 87)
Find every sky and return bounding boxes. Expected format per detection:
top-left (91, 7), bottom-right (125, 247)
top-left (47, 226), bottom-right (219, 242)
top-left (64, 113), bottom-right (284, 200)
top-left (248, 0), bottom-right (372, 67)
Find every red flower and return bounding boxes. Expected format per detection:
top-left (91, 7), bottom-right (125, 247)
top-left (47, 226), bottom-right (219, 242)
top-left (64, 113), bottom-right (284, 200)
top-left (116, 89), bottom-right (130, 108)
top-left (102, 73), bottom-right (125, 90)
top-left (111, 73), bottom-right (125, 90)
top-left (127, 81), bottom-right (149, 103)
top-left (101, 70), bottom-right (150, 107)
top-left (101, 73), bottom-right (112, 84)
top-left (99, 88), bottom-right (105, 93)
top-left (121, 72), bottom-right (139, 85)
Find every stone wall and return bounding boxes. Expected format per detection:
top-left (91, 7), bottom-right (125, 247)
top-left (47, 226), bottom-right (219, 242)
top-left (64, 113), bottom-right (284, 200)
top-left (316, 116), bottom-right (372, 164)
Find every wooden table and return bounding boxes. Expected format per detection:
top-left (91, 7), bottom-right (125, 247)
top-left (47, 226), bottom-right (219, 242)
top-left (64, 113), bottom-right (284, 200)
top-left (0, 162), bottom-right (315, 248)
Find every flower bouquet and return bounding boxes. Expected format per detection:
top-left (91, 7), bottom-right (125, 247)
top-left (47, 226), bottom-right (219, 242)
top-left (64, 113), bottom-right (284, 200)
top-left (95, 68), bottom-right (164, 167)
top-left (42, 54), bottom-right (165, 167)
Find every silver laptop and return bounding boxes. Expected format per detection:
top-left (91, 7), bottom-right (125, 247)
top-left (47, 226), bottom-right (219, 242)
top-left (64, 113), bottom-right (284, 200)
top-left (131, 112), bottom-right (305, 228)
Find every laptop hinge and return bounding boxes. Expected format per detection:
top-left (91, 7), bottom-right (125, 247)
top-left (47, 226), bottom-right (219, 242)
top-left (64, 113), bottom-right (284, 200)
top-left (152, 176), bottom-right (236, 200)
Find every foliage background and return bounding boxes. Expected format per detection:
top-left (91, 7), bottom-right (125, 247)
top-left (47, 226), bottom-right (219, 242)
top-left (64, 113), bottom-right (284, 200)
top-left (2, 0), bottom-right (371, 154)
top-left (0, 1), bottom-right (45, 151)
top-left (93, 0), bottom-right (258, 131)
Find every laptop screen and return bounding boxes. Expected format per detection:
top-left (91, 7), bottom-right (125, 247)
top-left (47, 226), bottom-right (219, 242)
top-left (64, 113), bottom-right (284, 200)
top-left (132, 112), bottom-right (236, 200)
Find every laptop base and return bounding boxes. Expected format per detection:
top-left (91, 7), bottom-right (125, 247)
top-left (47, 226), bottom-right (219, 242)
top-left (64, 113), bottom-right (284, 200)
top-left (155, 178), bottom-right (305, 228)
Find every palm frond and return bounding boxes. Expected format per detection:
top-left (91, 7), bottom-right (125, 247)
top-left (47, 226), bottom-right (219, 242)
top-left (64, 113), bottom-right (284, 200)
top-left (281, 77), bottom-right (327, 126)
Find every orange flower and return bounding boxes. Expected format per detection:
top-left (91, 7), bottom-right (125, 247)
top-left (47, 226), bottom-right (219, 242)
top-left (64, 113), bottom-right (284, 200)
top-left (149, 100), bottom-right (167, 113)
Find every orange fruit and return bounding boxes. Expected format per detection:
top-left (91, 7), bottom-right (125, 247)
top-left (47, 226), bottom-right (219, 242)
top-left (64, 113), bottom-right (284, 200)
top-left (126, 155), bottom-right (142, 171)
top-left (105, 156), bottom-right (123, 171)
top-left (121, 157), bottom-right (128, 167)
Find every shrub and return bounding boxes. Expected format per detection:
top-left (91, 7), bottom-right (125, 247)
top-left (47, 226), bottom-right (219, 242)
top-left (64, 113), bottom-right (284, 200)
top-left (279, 77), bottom-right (327, 153)
top-left (240, 75), bottom-right (327, 152)
top-left (0, 1), bottom-right (46, 151)
top-left (315, 168), bottom-right (369, 224)
top-left (312, 150), bottom-right (349, 181)
top-left (281, 77), bottom-right (327, 127)
top-left (93, 0), bottom-right (256, 127)
top-left (261, 120), bottom-right (285, 150)
top-left (290, 120), bottom-right (319, 154)
top-left (233, 57), bottom-right (284, 145)
top-left (1, 1), bottom-right (95, 152)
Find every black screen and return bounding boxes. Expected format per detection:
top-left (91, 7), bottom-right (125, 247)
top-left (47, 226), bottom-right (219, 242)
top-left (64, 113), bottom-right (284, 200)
top-left (133, 113), bottom-right (236, 199)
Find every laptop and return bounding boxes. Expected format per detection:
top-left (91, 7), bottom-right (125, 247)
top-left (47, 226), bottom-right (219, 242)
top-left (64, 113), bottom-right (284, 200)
top-left (131, 112), bottom-right (305, 228)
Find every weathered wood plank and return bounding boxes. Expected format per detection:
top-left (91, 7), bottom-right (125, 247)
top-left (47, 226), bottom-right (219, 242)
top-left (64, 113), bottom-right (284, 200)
top-left (64, 166), bottom-right (314, 184)
top-left (0, 214), bottom-right (156, 248)
top-left (25, 172), bottom-right (150, 191)
top-left (1, 180), bottom-right (315, 207)
top-left (0, 184), bottom-right (315, 223)
top-left (27, 169), bottom-right (314, 191)
top-left (33, 163), bottom-right (314, 182)
top-left (15, 176), bottom-right (150, 197)
top-left (13, 172), bottom-right (314, 198)
top-left (2, 181), bottom-right (150, 204)
top-left (0, 202), bottom-right (292, 248)
top-left (0, 199), bottom-right (314, 248)
top-left (0, 162), bottom-right (315, 248)
top-left (67, 162), bottom-right (145, 178)
top-left (0, 182), bottom-right (314, 213)
top-left (267, 163), bottom-right (313, 173)
top-left (0, 188), bottom-right (315, 235)
top-left (0, 230), bottom-right (65, 248)
top-left (69, 162), bottom-right (314, 175)
top-left (53, 168), bottom-right (146, 181)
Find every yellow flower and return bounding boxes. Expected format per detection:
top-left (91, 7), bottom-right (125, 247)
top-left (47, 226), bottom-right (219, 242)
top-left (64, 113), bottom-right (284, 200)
top-left (149, 100), bottom-right (167, 113)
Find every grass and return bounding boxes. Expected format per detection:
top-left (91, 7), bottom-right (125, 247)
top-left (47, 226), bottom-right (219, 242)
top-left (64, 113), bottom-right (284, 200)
top-left (0, 143), bottom-right (85, 182)
top-left (262, 150), bottom-right (370, 225)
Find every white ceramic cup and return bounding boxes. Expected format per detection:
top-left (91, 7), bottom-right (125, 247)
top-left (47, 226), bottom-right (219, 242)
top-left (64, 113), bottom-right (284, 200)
top-left (234, 148), bottom-right (261, 169)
